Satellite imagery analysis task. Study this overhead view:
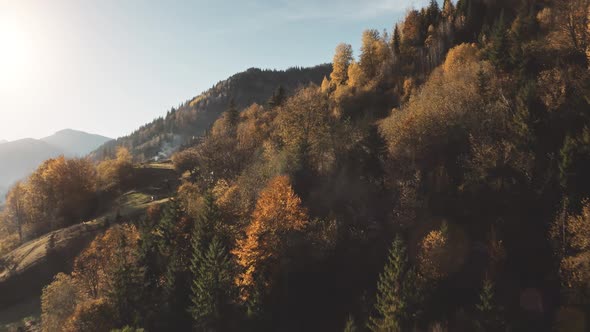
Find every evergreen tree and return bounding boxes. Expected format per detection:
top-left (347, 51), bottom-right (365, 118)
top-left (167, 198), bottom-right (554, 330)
top-left (486, 12), bottom-right (511, 70)
top-left (426, 0), bottom-right (440, 27)
top-left (189, 191), bottom-right (223, 327)
top-left (392, 24), bottom-right (401, 57)
top-left (268, 86), bottom-right (286, 108)
top-left (226, 98), bottom-right (239, 133)
top-left (369, 236), bottom-right (413, 332)
top-left (107, 233), bottom-right (143, 326)
top-left (343, 315), bottom-right (358, 332)
top-left (189, 237), bottom-right (234, 331)
top-left (476, 65), bottom-right (489, 98)
top-left (475, 279), bottom-right (504, 331)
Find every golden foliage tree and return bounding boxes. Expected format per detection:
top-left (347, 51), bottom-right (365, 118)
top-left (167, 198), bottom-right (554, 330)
top-left (2, 181), bottom-right (27, 242)
top-left (232, 175), bottom-right (308, 301)
top-left (347, 61), bottom-right (366, 88)
top-left (275, 86), bottom-right (334, 173)
top-left (331, 43), bottom-right (354, 86)
top-left (360, 29), bottom-right (390, 80)
top-left (63, 298), bottom-right (116, 332)
top-left (72, 224), bottom-right (140, 299)
top-left (2, 156), bottom-right (97, 238)
top-left (97, 147), bottom-right (133, 190)
top-left (551, 201), bottom-right (590, 295)
top-left (442, 43), bottom-right (479, 73)
top-left (41, 273), bottom-right (84, 332)
top-left (417, 227), bottom-right (449, 280)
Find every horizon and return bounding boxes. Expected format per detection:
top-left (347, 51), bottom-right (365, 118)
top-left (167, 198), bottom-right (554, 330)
top-left (0, 0), bottom-right (431, 142)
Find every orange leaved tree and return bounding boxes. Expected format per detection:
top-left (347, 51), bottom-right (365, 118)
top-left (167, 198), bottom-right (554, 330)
top-left (232, 175), bottom-right (308, 303)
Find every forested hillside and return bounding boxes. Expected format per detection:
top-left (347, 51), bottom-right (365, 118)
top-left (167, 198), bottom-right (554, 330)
top-left (91, 65), bottom-right (331, 162)
top-left (2, 0), bottom-right (590, 331)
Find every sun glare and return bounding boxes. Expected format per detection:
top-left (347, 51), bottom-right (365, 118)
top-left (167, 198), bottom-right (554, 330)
top-left (0, 16), bottom-right (33, 90)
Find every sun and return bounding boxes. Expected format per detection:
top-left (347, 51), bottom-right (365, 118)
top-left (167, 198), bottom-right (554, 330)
top-left (0, 16), bottom-right (33, 89)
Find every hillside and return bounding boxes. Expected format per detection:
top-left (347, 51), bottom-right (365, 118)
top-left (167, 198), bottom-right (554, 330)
top-left (0, 163), bottom-right (178, 329)
top-left (41, 129), bottom-right (112, 157)
top-left (2, 0), bottom-right (590, 331)
top-left (91, 65), bottom-right (331, 162)
top-left (0, 131), bottom-right (111, 203)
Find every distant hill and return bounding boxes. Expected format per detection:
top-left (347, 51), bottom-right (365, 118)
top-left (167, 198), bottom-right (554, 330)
top-left (91, 65), bottom-right (332, 161)
top-left (41, 129), bottom-right (111, 157)
top-left (0, 130), bottom-right (112, 201)
top-left (0, 140), bottom-right (7, 145)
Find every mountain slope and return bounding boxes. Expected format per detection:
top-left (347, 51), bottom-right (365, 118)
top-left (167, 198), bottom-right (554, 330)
top-left (41, 129), bottom-right (111, 157)
top-left (92, 64), bottom-right (331, 161)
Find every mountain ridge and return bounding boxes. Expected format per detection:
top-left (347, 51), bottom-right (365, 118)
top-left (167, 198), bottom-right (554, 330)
top-left (91, 64), bottom-right (332, 161)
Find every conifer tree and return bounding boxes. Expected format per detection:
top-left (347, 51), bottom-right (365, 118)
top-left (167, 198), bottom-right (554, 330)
top-left (343, 315), bottom-right (358, 332)
top-left (268, 86), bottom-right (286, 108)
top-left (226, 98), bottom-right (239, 134)
top-left (392, 24), bottom-right (401, 57)
top-left (369, 236), bottom-right (412, 332)
top-left (190, 237), bottom-right (234, 331)
top-left (108, 232), bottom-right (144, 328)
top-left (487, 12), bottom-right (511, 70)
top-left (475, 278), bottom-right (504, 331)
top-left (189, 191), bottom-right (222, 326)
top-left (426, 0), bottom-right (440, 27)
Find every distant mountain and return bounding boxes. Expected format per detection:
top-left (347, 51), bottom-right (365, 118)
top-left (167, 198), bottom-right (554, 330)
top-left (91, 64), bottom-right (332, 161)
top-left (41, 129), bottom-right (112, 157)
top-left (0, 140), bottom-right (7, 145)
top-left (0, 130), bottom-right (111, 202)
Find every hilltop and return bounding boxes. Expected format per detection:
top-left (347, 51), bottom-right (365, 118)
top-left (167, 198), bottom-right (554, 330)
top-left (91, 65), bottom-right (331, 161)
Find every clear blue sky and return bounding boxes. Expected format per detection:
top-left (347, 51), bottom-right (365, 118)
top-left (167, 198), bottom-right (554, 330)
top-left (0, 0), bottom-right (429, 141)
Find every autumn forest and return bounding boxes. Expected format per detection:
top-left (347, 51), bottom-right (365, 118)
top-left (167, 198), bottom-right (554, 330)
top-left (2, 0), bottom-right (590, 331)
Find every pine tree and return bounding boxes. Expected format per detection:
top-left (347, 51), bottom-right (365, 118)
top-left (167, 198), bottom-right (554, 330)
top-left (369, 236), bottom-right (411, 332)
top-left (486, 12), bottom-right (511, 70)
top-left (226, 98), bottom-right (239, 134)
top-left (442, 0), bottom-right (454, 20)
top-left (189, 191), bottom-right (223, 327)
top-left (268, 86), bottom-right (286, 108)
top-left (475, 278), bottom-right (504, 331)
top-left (343, 315), bottom-right (358, 332)
top-left (190, 237), bottom-right (234, 331)
top-left (426, 0), bottom-right (440, 27)
top-left (392, 24), bottom-right (401, 57)
top-left (112, 230), bottom-right (144, 326)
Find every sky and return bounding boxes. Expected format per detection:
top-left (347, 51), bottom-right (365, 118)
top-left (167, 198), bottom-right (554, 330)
top-left (0, 0), bottom-right (430, 141)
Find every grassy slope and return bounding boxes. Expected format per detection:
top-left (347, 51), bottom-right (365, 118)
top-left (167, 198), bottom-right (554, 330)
top-left (0, 163), bottom-right (178, 329)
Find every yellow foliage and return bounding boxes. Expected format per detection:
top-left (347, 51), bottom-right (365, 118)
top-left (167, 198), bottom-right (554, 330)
top-left (232, 175), bottom-right (308, 301)
top-left (551, 201), bottom-right (590, 290)
top-left (41, 273), bottom-right (84, 332)
top-left (380, 51), bottom-right (487, 167)
top-left (347, 61), bottom-right (366, 88)
top-left (63, 298), bottom-right (115, 332)
top-left (237, 103), bottom-right (270, 151)
top-left (443, 43), bottom-right (479, 74)
top-left (418, 228), bottom-right (449, 280)
top-left (72, 224), bottom-right (140, 299)
top-left (97, 147), bottom-right (133, 190)
top-left (331, 43), bottom-right (354, 85)
top-left (275, 86), bottom-right (335, 173)
top-left (537, 68), bottom-right (567, 111)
